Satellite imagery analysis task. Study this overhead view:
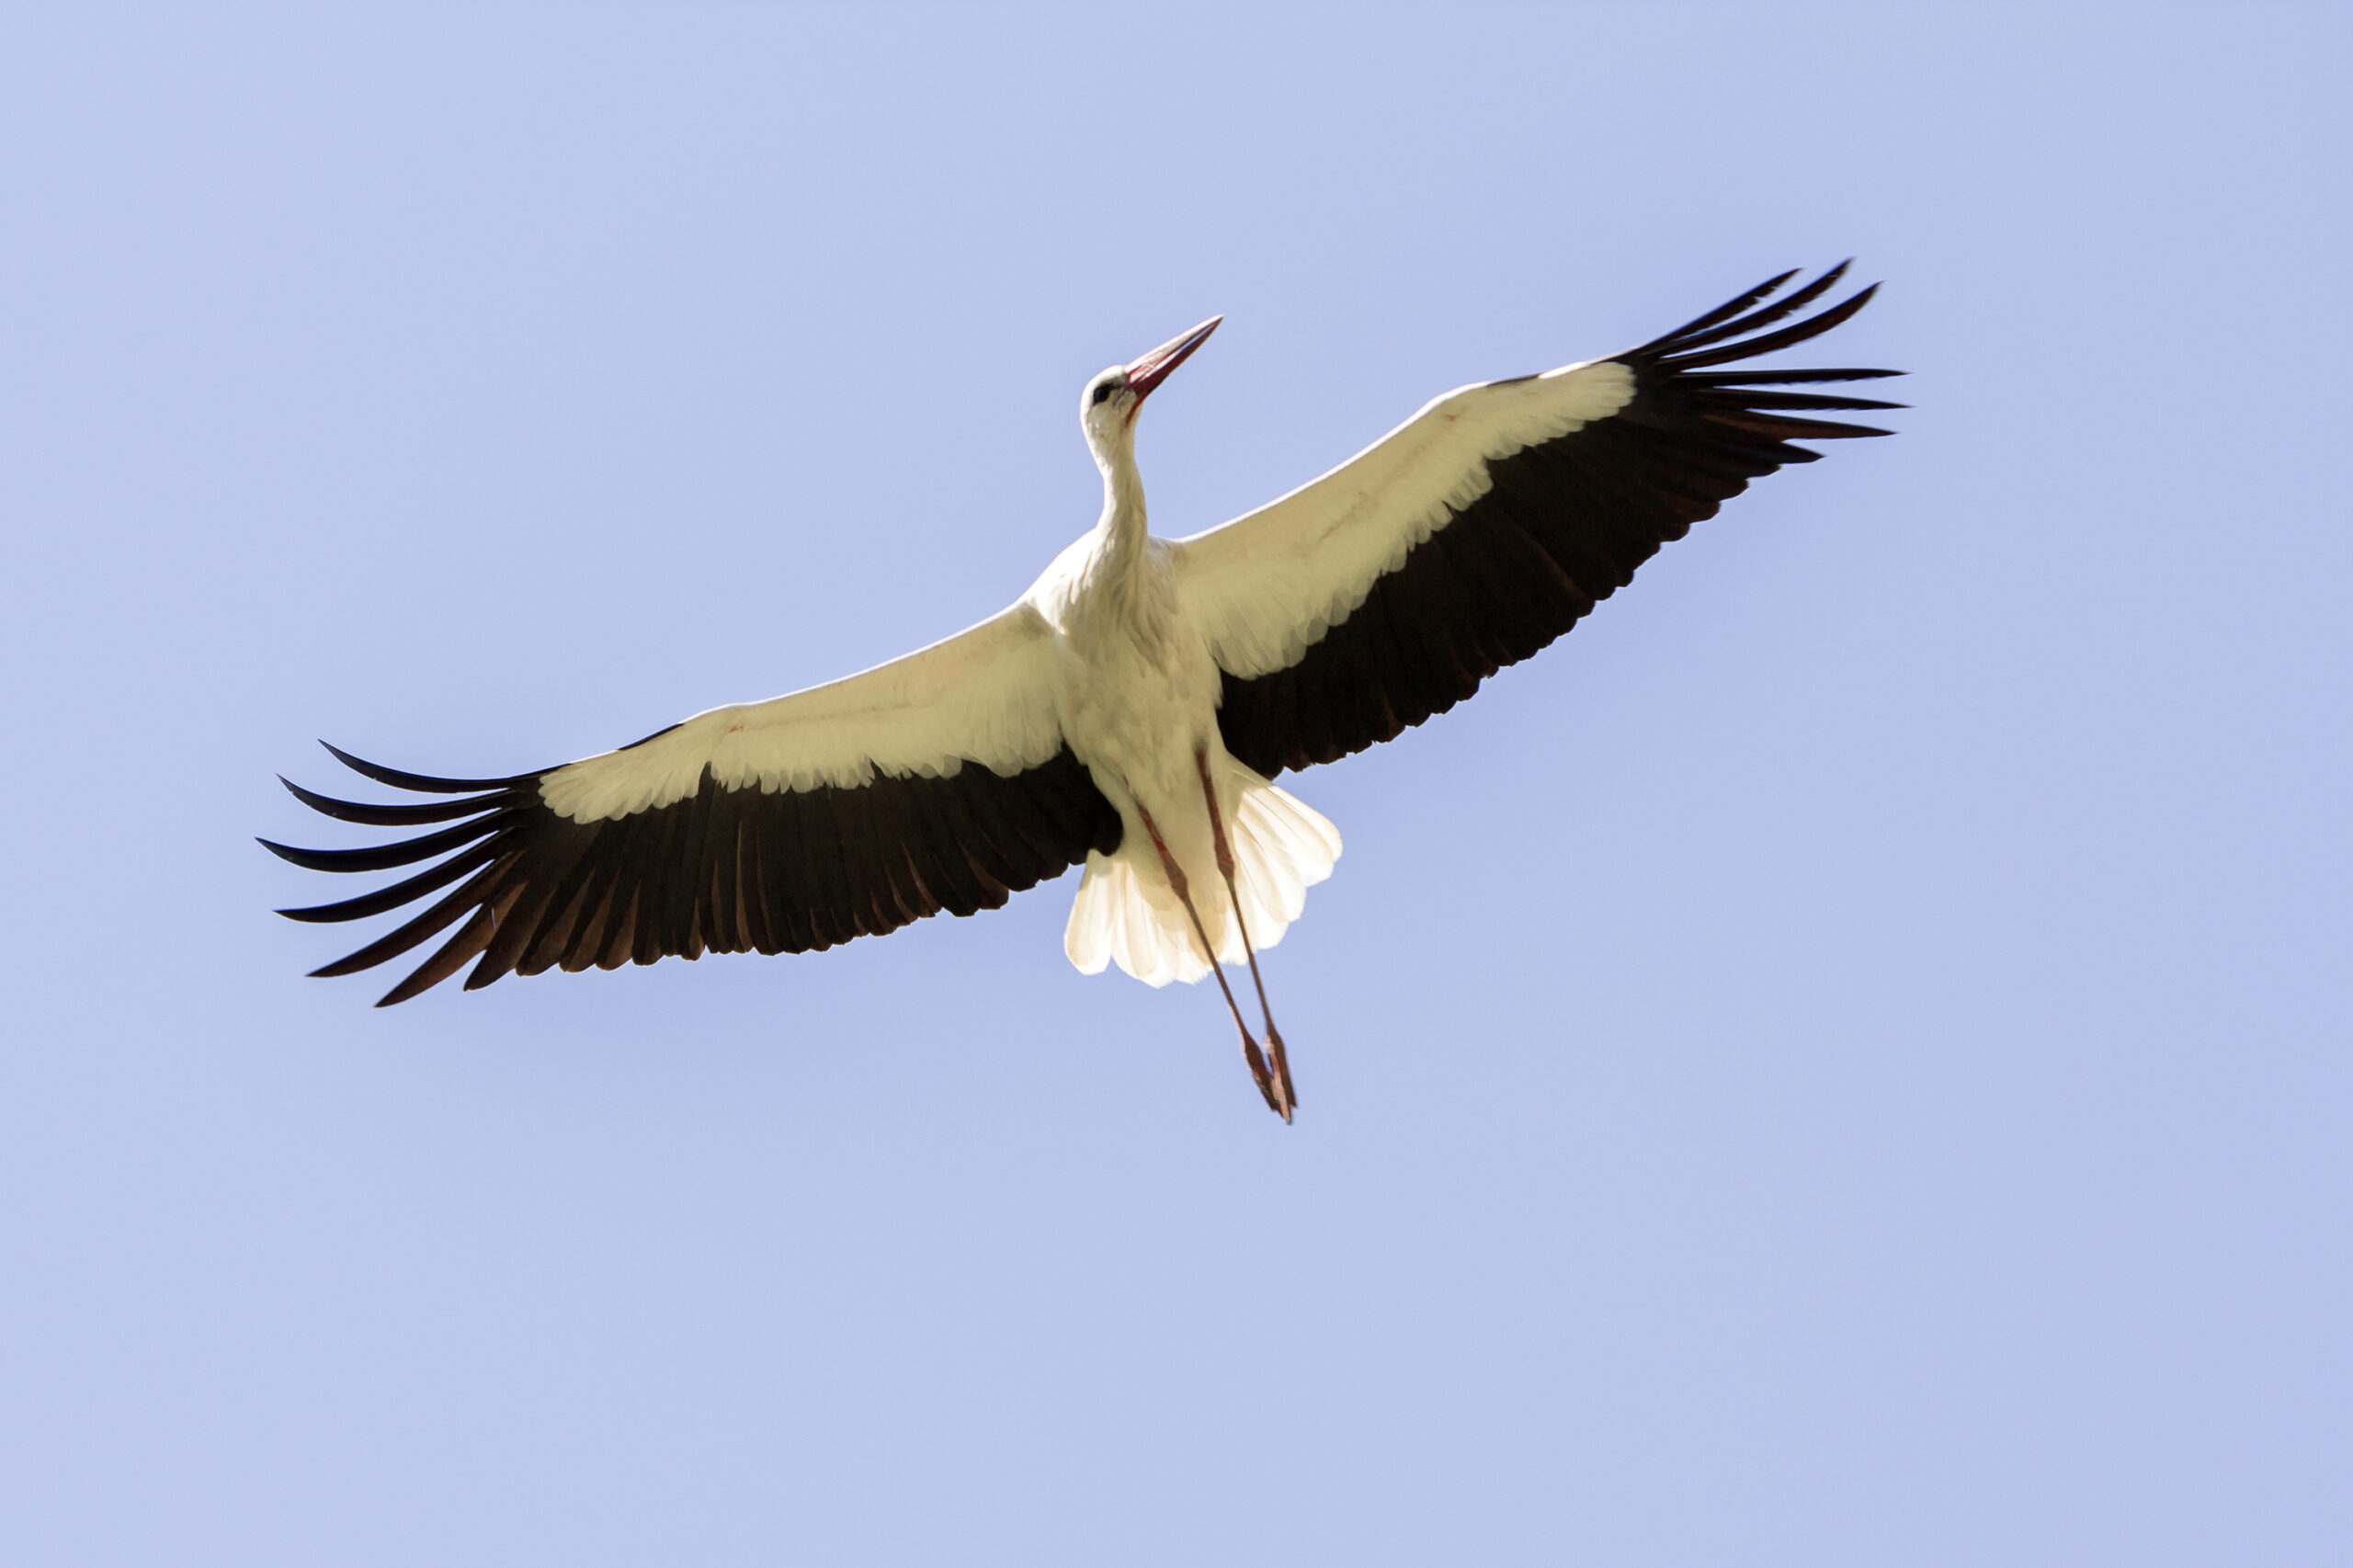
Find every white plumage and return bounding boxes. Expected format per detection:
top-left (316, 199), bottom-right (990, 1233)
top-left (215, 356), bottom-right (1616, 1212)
top-left (1064, 760), bottom-right (1341, 989)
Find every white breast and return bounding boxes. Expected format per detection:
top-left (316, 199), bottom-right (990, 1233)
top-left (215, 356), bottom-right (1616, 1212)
top-left (1029, 534), bottom-right (1221, 812)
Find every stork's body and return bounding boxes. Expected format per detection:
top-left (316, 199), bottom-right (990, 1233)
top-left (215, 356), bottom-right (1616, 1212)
top-left (1036, 319), bottom-right (1327, 1112)
top-left (266, 267), bottom-right (1900, 1119)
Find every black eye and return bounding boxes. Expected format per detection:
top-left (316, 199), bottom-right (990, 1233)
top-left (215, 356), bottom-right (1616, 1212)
top-left (1091, 381), bottom-right (1115, 405)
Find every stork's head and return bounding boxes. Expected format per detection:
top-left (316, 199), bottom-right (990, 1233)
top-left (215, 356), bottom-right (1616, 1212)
top-left (1082, 315), bottom-right (1221, 461)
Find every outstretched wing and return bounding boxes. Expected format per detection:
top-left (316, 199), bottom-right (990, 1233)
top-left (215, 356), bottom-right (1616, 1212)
top-left (264, 604), bottom-right (1120, 1006)
top-left (1177, 264), bottom-right (1902, 777)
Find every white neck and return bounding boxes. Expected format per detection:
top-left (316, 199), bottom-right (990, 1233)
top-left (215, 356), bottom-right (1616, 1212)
top-left (1092, 424), bottom-right (1147, 563)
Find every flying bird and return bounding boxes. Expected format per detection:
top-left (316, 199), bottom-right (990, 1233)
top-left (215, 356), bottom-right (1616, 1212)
top-left (267, 265), bottom-right (1900, 1119)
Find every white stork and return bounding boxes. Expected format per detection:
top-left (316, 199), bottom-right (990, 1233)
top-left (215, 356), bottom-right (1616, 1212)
top-left (267, 265), bottom-right (1900, 1120)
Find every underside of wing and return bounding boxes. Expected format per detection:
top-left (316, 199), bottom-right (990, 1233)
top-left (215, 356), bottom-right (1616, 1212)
top-left (1185, 264), bottom-right (1903, 777)
top-left (263, 608), bottom-right (1123, 1005)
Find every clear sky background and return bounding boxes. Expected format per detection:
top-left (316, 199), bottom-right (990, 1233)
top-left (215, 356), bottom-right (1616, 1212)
top-left (2, 5), bottom-right (2346, 1564)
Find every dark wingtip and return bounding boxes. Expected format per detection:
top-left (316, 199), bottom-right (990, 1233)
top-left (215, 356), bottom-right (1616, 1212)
top-left (253, 815), bottom-right (506, 874)
top-left (1643, 267), bottom-right (1802, 349)
top-left (278, 772), bottom-right (515, 827)
top-left (257, 837), bottom-right (307, 866)
top-left (1643, 264), bottom-right (1850, 358)
top-left (1654, 277), bottom-right (1888, 374)
top-left (321, 740), bottom-right (533, 794)
top-left (373, 965), bottom-right (439, 1007)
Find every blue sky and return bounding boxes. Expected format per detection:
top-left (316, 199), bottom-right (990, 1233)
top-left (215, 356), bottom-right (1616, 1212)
top-left (2, 5), bottom-right (2346, 1564)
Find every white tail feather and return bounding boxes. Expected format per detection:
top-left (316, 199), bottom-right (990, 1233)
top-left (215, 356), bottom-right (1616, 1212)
top-left (1063, 758), bottom-right (1341, 987)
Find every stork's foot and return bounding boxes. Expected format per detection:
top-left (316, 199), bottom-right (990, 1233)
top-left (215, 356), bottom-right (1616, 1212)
top-left (1240, 1029), bottom-right (1286, 1119)
top-left (1264, 1022), bottom-right (1298, 1120)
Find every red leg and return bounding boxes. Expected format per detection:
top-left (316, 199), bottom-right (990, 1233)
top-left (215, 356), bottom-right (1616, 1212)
top-left (1195, 748), bottom-right (1297, 1119)
top-left (1134, 802), bottom-right (1285, 1120)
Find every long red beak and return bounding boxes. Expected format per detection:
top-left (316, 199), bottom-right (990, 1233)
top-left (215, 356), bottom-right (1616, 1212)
top-left (1124, 316), bottom-right (1222, 408)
